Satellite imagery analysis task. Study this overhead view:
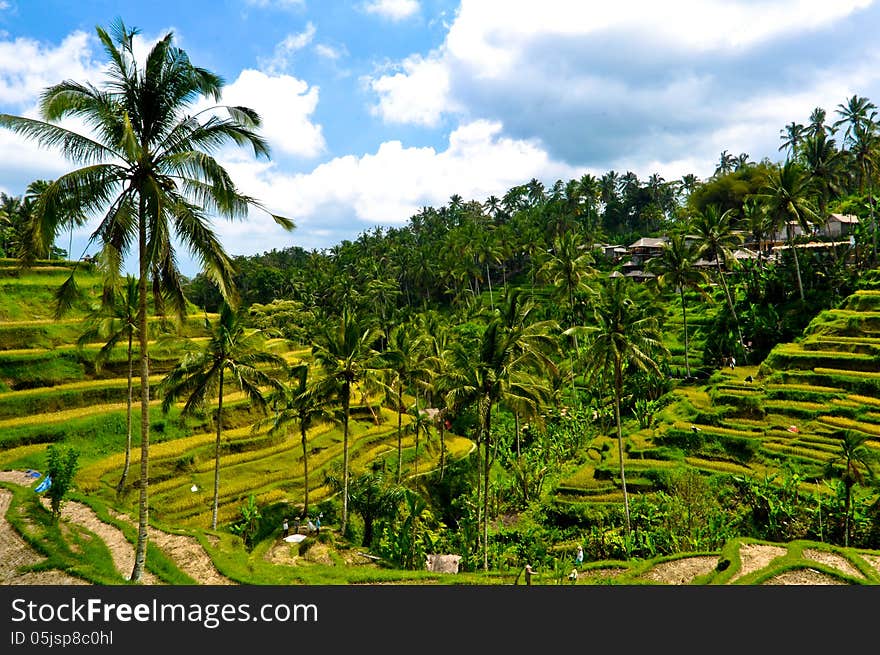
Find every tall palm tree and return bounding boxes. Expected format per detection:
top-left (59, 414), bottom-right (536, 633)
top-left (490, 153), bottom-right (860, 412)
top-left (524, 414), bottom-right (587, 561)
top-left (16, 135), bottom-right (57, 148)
top-left (714, 150), bottom-right (736, 177)
top-left (160, 301), bottom-right (286, 530)
top-left (825, 431), bottom-right (875, 547)
top-left (76, 274), bottom-right (139, 496)
top-left (311, 307), bottom-right (383, 535)
top-left (779, 121), bottom-right (805, 158)
top-left (382, 322), bottom-right (430, 483)
top-left (567, 275), bottom-right (666, 542)
top-left (414, 313), bottom-right (455, 480)
top-left (847, 124), bottom-right (880, 264)
top-left (538, 231), bottom-right (595, 332)
top-left (690, 204), bottom-right (746, 361)
top-left (446, 289), bottom-right (558, 570)
top-left (646, 233), bottom-right (707, 378)
top-left (833, 95), bottom-right (877, 144)
top-left (0, 20), bottom-right (292, 581)
top-left (799, 131), bottom-right (845, 221)
top-left (262, 361), bottom-right (334, 520)
top-left (754, 160), bottom-right (820, 302)
top-left (807, 107), bottom-right (834, 138)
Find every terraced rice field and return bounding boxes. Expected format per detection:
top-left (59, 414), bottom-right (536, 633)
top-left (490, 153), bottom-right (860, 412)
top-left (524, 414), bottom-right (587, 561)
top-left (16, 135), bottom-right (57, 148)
top-left (554, 281), bottom-right (880, 506)
top-left (0, 260), bottom-right (473, 558)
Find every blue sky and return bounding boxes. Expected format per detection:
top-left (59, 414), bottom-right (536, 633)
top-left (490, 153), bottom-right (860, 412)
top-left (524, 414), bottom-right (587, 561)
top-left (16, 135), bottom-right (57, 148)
top-left (2, 0), bottom-right (880, 277)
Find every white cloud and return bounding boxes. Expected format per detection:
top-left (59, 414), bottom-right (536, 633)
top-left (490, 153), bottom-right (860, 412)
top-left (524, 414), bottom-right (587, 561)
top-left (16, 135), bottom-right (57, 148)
top-left (216, 119), bottom-right (578, 253)
top-left (258, 22), bottom-right (316, 74)
top-left (314, 43), bottom-right (343, 61)
top-left (365, 0), bottom-right (880, 180)
top-left (0, 31), bottom-right (101, 108)
top-left (0, 2), bottom-right (10, 11)
top-left (366, 51), bottom-right (456, 126)
top-left (214, 69), bottom-right (325, 159)
top-left (362, 0), bottom-right (420, 21)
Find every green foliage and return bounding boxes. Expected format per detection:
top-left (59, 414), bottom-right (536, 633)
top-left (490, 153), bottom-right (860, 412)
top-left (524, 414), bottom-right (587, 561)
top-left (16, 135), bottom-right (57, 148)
top-left (230, 494), bottom-right (263, 550)
top-left (44, 444), bottom-right (79, 521)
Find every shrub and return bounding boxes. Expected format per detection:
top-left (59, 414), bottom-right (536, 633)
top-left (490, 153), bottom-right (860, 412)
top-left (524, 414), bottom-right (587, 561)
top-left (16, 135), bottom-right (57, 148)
top-left (44, 444), bottom-right (80, 521)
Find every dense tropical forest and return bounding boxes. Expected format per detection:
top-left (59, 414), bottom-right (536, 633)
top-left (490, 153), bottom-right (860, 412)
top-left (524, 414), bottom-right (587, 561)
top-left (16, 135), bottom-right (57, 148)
top-left (1, 20), bottom-right (880, 585)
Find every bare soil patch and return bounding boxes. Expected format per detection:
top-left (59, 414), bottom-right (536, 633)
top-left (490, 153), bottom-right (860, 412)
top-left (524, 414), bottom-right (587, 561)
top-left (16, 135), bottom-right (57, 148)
top-left (863, 554), bottom-right (880, 576)
top-left (803, 549), bottom-right (863, 579)
top-left (730, 544), bottom-right (787, 582)
top-left (763, 569), bottom-right (849, 585)
top-left (43, 499), bottom-right (162, 585)
top-left (640, 556), bottom-right (719, 585)
top-left (0, 470), bottom-right (38, 486)
top-left (0, 488), bottom-right (87, 586)
top-left (109, 510), bottom-right (234, 585)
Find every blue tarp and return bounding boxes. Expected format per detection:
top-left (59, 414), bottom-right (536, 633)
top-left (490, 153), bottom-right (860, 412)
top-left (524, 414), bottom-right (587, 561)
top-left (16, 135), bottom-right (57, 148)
top-left (34, 475), bottom-right (52, 493)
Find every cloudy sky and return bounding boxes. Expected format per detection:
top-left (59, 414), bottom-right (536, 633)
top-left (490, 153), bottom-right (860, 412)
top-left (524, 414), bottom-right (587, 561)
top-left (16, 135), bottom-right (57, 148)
top-left (1, 0), bottom-right (880, 276)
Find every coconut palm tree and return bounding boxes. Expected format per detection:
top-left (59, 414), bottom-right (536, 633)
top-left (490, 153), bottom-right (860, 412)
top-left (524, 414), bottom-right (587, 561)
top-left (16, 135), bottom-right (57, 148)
top-left (446, 289), bottom-right (558, 571)
top-left (714, 150), bottom-right (736, 177)
top-left (690, 204), bottom-right (746, 361)
top-left (311, 307), bottom-right (383, 535)
top-left (0, 20), bottom-right (292, 581)
top-left (825, 431), bottom-right (876, 547)
top-left (382, 322), bottom-right (431, 483)
top-left (833, 95), bottom-right (877, 144)
top-left (779, 121), bottom-right (805, 158)
top-left (646, 233), bottom-right (707, 378)
top-left (799, 131), bottom-right (845, 221)
top-left (753, 160), bottom-right (820, 302)
top-left (160, 301), bottom-right (285, 530)
top-left (261, 361), bottom-right (335, 520)
top-left (76, 274), bottom-right (139, 496)
top-left (567, 275), bottom-right (666, 543)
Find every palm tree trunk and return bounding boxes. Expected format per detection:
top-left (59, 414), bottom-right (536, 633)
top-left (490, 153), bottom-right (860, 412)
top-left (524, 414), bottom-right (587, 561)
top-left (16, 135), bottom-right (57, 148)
top-left (844, 483), bottom-right (852, 548)
top-left (482, 397), bottom-right (492, 572)
top-left (131, 201), bottom-right (150, 583)
top-left (614, 358), bottom-right (631, 543)
top-left (716, 259), bottom-right (747, 364)
top-left (116, 331), bottom-right (134, 496)
top-left (342, 383), bottom-right (351, 536)
top-left (680, 287), bottom-right (691, 378)
top-left (301, 423), bottom-right (310, 519)
top-left (787, 224), bottom-right (806, 302)
top-left (439, 419), bottom-right (446, 480)
top-left (211, 368), bottom-right (223, 531)
top-left (515, 412), bottom-right (521, 459)
top-left (486, 262), bottom-right (494, 310)
top-left (396, 385), bottom-right (403, 483)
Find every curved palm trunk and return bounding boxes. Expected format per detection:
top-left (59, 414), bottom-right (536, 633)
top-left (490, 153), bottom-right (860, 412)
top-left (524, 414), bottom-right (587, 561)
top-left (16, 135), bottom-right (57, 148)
top-left (301, 422), bottom-right (310, 519)
top-left (486, 262), bottom-right (494, 310)
top-left (482, 396), bottom-right (492, 572)
top-left (396, 385), bottom-right (403, 483)
top-left (116, 330), bottom-right (134, 496)
top-left (342, 383), bottom-right (351, 535)
top-left (515, 412), bottom-right (521, 459)
top-left (131, 203), bottom-right (150, 583)
top-left (679, 287), bottom-right (691, 378)
top-left (414, 425), bottom-right (420, 475)
top-left (211, 369), bottom-right (224, 531)
top-left (715, 259), bottom-right (747, 364)
top-left (439, 418), bottom-right (446, 481)
top-left (787, 224), bottom-right (806, 302)
top-left (614, 357), bottom-right (631, 543)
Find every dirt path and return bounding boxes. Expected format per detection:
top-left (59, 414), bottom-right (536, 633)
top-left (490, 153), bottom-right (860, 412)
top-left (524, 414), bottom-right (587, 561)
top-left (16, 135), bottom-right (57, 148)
top-left (42, 498), bottom-right (162, 585)
top-left (0, 488), bottom-right (88, 586)
top-left (109, 509), bottom-right (234, 585)
top-left (640, 555), bottom-right (719, 584)
top-left (2, 469), bottom-right (231, 585)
